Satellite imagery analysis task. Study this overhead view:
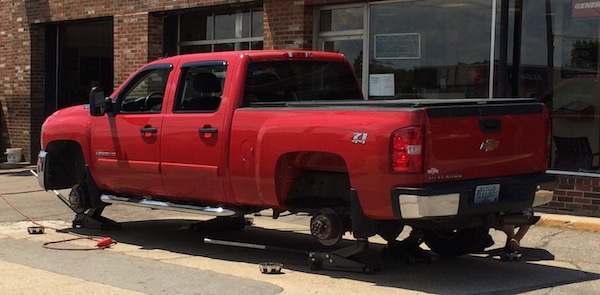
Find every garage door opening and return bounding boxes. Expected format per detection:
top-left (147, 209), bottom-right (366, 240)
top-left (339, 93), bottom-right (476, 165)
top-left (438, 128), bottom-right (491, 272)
top-left (44, 19), bottom-right (113, 116)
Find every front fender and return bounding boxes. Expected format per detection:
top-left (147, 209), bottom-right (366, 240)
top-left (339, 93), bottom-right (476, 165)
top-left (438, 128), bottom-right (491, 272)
top-left (39, 105), bottom-right (93, 190)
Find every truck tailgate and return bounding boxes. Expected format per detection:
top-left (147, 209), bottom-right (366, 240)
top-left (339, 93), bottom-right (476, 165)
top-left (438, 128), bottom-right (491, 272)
top-left (423, 101), bottom-right (548, 184)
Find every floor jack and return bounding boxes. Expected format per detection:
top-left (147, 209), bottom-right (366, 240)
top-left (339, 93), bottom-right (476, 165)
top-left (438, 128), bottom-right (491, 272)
top-left (71, 207), bottom-right (121, 230)
top-left (308, 239), bottom-right (380, 274)
top-left (204, 237), bottom-right (380, 274)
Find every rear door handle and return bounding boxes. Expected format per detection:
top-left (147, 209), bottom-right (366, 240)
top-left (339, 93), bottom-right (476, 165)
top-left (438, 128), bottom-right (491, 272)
top-left (140, 126), bottom-right (158, 135)
top-left (198, 127), bottom-right (218, 134)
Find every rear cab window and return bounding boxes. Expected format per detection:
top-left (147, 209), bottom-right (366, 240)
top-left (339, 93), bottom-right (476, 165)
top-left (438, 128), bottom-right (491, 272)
top-left (243, 60), bottom-right (362, 107)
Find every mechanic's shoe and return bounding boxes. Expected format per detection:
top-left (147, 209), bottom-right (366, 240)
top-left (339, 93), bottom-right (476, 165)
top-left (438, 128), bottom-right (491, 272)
top-left (501, 248), bottom-right (522, 262)
top-left (505, 238), bottom-right (520, 252)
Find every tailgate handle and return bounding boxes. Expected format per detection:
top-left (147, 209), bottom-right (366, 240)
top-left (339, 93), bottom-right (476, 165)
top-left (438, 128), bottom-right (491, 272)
top-left (480, 118), bottom-right (501, 134)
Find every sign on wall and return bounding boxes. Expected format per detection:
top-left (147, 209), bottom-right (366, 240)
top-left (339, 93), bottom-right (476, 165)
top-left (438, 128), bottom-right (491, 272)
top-left (572, 0), bottom-right (600, 19)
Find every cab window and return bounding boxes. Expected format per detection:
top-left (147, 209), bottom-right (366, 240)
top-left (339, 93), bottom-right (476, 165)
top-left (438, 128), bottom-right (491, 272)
top-left (119, 67), bottom-right (172, 113)
top-left (174, 63), bottom-right (226, 112)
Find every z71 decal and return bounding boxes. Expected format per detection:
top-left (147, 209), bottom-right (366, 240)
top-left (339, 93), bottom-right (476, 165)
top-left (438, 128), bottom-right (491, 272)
top-left (342, 132), bottom-right (368, 144)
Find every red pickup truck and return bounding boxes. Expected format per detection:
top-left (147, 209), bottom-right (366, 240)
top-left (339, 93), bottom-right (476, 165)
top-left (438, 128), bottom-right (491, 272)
top-left (37, 50), bottom-right (553, 264)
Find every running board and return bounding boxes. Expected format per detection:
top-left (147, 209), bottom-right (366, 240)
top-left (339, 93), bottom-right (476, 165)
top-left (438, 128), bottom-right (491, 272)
top-left (100, 195), bottom-right (236, 217)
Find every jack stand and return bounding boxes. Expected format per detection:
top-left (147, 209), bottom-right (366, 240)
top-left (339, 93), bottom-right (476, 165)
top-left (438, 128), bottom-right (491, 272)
top-left (72, 208), bottom-right (121, 230)
top-left (382, 230), bottom-right (436, 264)
top-left (308, 239), bottom-right (379, 274)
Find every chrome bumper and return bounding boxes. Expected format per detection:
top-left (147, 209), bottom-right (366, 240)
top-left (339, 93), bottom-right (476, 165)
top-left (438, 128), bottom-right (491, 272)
top-left (398, 193), bottom-right (460, 219)
top-left (532, 189), bottom-right (553, 207)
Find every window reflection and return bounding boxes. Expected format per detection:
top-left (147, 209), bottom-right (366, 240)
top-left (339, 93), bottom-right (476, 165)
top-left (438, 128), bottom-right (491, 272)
top-left (252, 10), bottom-right (264, 37)
top-left (215, 13), bottom-right (236, 40)
top-left (320, 8), bottom-right (363, 32)
top-left (324, 40), bottom-right (363, 83)
top-left (369, 0), bottom-right (494, 99)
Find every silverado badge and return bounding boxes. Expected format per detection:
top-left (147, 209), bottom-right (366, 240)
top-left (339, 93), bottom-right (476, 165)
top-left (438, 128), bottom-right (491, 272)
top-left (480, 139), bottom-right (500, 152)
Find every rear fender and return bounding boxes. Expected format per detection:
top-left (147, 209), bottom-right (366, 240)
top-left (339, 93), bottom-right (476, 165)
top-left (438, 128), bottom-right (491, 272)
top-left (275, 152), bottom-right (350, 208)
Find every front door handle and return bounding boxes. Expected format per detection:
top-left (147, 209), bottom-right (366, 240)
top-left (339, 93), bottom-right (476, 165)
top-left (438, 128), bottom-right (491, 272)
top-left (198, 125), bottom-right (218, 139)
top-left (140, 126), bottom-right (158, 136)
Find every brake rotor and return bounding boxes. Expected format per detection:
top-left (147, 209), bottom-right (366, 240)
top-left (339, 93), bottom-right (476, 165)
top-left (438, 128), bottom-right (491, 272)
top-left (310, 208), bottom-right (343, 246)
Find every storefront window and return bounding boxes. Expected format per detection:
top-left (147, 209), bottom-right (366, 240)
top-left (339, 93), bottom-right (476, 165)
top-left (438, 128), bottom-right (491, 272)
top-left (533, 0), bottom-right (600, 172)
top-left (317, 0), bottom-right (600, 174)
top-left (324, 40), bottom-right (363, 83)
top-left (368, 0), bottom-right (496, 99)
top-left (320, 7), bottom-right (363, 32)
top-left (167, 7), bottom-right (264, 55)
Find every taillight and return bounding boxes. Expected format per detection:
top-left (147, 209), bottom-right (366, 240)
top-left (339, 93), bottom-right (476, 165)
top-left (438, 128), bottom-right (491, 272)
top-left (391, 126), bottom-right (423, 173)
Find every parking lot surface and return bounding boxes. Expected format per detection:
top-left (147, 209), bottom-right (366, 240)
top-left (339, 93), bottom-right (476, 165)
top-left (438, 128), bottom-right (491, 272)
top-left (1, 167), bottom-right (600, 295)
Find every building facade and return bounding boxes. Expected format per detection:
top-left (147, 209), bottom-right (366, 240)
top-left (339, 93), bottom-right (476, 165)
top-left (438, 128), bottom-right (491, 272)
top-left (1, 0), bottom-right (599, 216)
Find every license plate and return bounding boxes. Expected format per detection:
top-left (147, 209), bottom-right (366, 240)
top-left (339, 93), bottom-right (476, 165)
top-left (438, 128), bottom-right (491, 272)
top-left (474, 184), bottom-right (500, 204)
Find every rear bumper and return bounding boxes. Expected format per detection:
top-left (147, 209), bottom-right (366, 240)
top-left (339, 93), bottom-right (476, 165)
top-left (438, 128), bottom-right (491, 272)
top-left (391, 173), bottom-right (555, 220)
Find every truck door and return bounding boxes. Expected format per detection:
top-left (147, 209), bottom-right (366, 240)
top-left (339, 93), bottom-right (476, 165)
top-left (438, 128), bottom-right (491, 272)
top-left (160, 61), bottom-right (228, 203)
top-left (91, 64), bottom-right (173, 196)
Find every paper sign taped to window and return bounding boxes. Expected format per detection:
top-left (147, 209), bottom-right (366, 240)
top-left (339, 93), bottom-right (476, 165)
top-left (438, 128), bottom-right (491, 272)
top-left (369, 74), bottom-right (395, 97)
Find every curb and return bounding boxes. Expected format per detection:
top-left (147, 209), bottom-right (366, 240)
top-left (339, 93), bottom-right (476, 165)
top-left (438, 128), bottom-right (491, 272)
top-left (537, 213), bottom-right (600, 233)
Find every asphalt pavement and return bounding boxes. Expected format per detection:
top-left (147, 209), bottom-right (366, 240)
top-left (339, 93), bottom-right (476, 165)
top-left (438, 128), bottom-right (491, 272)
top-left (1, 165), bottom-right (600, 295)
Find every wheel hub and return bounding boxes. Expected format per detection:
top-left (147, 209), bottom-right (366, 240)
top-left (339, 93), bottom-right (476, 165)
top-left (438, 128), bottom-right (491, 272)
top-left (310, 209), bottom-right (343, 246)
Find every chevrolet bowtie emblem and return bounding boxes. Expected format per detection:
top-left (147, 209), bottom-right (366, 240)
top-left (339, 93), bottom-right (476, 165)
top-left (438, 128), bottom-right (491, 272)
top-left (480, 139), bottom-right (500, 151)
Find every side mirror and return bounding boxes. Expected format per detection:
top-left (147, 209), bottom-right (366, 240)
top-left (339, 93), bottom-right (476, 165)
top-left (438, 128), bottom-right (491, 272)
top-left (89, 86), bottom-right (108, 116)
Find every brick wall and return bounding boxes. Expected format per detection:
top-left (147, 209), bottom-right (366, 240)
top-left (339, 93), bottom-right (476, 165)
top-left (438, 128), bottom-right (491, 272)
top-left (264, 0), bottom-right (313, 50)
top-left (0, 0), bottom-right (35, 162)
top-left (540, 175), bottom-right (600, 217)
top-left (113, 12), bottom-right (164, 88)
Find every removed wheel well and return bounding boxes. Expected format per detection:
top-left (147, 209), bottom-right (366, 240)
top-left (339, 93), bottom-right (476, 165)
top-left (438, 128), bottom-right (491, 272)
top-left (275, 152), bottom-right (351, 210)
top-left (45, 140), bottom-right (86, 189)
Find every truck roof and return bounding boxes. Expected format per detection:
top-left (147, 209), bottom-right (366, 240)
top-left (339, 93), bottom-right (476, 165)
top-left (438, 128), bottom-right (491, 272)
top-left (149, 50), bottom-right (349, 66)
